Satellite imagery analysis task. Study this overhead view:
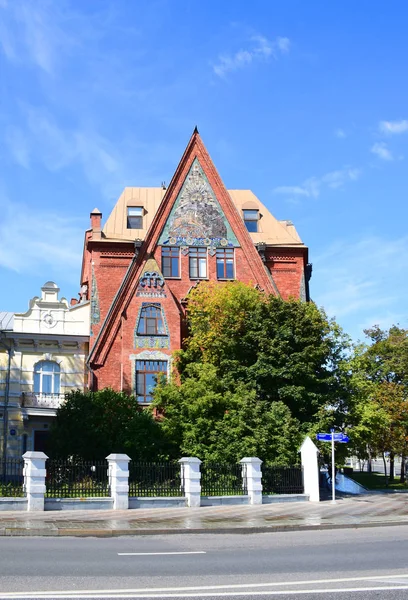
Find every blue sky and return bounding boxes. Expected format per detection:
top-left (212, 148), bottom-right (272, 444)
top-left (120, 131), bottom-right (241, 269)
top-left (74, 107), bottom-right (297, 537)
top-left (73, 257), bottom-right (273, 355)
top-left (0, 0), bottom-right (407, 342)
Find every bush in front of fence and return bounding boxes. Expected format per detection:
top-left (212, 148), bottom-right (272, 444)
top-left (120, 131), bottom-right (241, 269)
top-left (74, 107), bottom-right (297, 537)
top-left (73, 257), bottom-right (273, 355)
top-left (47, 388), bottom-right (172, 462)
top-left (45, 459), bottom-right (110, 498)
top-left (0, 459), bottom-right (25, 497)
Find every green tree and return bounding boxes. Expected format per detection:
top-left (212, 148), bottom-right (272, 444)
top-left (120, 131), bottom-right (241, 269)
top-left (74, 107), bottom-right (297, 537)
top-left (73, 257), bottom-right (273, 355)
top-left (48, 388), bottom-right (170, 461)
top-left (178, 281), bottom-right (348, 424)
top-left (153, 281), bottom-right (348, 463)
top-left (346, 326), bottom-right (408, 481)
top-left (154, 363), bottom-right (301, 464)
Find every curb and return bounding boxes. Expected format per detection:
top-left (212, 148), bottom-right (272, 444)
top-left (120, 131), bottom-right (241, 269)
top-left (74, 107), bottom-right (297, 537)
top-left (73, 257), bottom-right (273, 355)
top-left (2, 520), bottom-right (408, 537)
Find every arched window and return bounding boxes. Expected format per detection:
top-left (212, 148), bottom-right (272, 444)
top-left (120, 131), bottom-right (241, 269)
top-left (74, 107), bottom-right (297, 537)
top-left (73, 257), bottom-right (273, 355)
top-left (34, 361), bottom-right (61, 395)
top-left (137, 305), bottom-right (165, 336)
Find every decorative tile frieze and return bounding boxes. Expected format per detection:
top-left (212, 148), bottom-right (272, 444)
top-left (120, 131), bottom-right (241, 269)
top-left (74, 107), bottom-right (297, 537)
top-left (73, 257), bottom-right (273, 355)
top-left (90, 264), bottom-right (100, 333)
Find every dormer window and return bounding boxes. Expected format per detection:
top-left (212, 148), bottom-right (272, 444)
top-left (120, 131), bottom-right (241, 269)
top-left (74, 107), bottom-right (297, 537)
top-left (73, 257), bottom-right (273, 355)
top-left (243, 209), bottom-right (259, 232)
top-left (127, 207), bottom-right (143, 229)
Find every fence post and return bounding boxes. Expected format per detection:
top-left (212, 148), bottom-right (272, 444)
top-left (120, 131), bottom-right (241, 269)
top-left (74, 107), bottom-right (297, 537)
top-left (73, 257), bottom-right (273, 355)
top-left (240, 457), bottom-right (263, 504)
top-left (106, 454), bottom-right (130, 510)
top-left (178, 457), bottom-right (201, 507)
top-left (300, 436), bottom-right (320, 502)
top-left (22, 451), bottom-right (47, 512)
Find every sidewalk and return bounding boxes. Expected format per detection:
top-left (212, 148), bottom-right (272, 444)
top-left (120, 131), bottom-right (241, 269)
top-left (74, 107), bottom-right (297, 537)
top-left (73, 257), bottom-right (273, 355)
top-left (1, 493), bottom-right (408, 536)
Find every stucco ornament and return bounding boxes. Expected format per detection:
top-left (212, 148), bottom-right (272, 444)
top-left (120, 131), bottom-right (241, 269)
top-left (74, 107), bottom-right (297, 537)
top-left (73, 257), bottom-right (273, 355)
top-left (42, 312), bottom-right (56, 328)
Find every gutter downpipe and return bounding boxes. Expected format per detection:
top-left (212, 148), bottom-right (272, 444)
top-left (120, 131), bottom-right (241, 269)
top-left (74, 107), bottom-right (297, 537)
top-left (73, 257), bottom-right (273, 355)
top-left (0, 333), bottom-right (12, 472)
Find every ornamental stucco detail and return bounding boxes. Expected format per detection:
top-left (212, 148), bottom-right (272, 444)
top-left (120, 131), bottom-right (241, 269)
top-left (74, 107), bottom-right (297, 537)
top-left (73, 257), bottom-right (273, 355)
top-left (158, 159), bottom-right (239, 249)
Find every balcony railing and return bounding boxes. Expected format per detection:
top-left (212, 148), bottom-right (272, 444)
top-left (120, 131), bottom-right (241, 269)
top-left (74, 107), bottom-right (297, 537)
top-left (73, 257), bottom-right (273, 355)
top-left (21, 392), bottom-right (66, 409)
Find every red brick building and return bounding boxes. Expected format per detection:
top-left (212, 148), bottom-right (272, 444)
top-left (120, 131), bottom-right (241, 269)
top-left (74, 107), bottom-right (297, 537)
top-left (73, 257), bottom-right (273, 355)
top-left (80, 130), bottom-right (311, 402)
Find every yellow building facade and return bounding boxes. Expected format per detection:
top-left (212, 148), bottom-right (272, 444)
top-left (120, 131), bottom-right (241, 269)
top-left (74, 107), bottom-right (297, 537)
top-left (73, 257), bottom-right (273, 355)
top-left (0, 282), bottom-right (89, 458)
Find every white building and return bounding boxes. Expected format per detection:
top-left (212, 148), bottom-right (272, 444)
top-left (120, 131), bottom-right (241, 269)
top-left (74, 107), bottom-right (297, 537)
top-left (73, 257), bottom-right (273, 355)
top-left (0, 282), bottom-right (89, 457)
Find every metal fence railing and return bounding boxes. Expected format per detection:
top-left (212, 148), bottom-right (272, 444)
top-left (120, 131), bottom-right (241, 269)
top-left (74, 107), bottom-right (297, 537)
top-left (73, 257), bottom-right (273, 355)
top-left (262, 465), bottom-right (303, 494)
top-left (45, 459), bottom-right (110, 498)
top-left (128, 462), bottom-right (183, 497)
top-left (201, 462), bottom-right (246, 496)
top-left (0, 458), bottom-right (25, 497)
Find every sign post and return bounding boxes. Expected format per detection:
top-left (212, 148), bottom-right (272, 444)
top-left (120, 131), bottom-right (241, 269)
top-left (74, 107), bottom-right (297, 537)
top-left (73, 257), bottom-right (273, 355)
top-left (316, 430), bottom-right (349, 504)
top-left (331, 429), bottom-right (335, 504)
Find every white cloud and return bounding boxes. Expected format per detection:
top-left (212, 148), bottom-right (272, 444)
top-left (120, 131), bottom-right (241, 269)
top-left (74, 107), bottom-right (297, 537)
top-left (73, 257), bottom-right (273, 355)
top-left (379, 120), bottom-right (408, 135)
top-left (334, 128), bottom-right (346, 139)
top-left (5, 127), bottom-right (31, 168)
top-left (4, 106), bottom-right (125, 197)
top-left (0, 0), bottom-right (77, 74)
top-left (273, 167), bottom-right (361, 199)
top-left (371, 141), bottom-right (393, 161)
top-left (0, 194), bottom-right (83, 279)
top-left (213, 34), bottom-right (290, 78)
top-left (313, 235), bottom-right (408, 340)
top-left (272, 185), bottom-right (310, 197)
top-left (276, 37), bottom-right (290, 53)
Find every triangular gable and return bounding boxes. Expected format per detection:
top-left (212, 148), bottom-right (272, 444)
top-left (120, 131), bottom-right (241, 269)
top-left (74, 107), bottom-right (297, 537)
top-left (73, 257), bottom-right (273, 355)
top-left (158, 158), bottom-right (239, 248)
top-left (88, 129), bottom-right (275, 366)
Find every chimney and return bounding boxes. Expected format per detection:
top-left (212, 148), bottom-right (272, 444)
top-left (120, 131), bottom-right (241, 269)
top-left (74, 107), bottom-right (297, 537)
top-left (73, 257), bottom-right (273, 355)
top-left (90, 208), bottom-right (102, 240)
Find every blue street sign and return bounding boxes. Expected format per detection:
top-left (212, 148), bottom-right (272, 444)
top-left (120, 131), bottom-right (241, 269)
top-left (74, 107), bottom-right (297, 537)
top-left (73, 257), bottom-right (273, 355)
top-left (316, 432), bottom-right (349, 443)
top-left (316, 433), bottom-right (332, 441)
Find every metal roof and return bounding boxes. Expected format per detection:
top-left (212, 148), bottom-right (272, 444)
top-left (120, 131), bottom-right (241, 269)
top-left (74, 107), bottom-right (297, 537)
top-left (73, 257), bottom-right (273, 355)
top-left (0, 311), bottom-right (14, 331)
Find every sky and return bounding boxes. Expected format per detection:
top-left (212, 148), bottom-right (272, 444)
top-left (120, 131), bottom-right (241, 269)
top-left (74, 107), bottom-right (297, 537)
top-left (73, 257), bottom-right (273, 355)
top-left (0, 0), bottom-right (407, 342)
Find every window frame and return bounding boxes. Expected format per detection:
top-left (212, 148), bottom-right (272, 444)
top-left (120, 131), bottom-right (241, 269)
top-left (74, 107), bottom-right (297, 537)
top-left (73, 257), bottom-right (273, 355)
top-left (243, 209), bottom-right (259, 233)
top-left (161, 246), bottom-right (180, 278)
top-left (127, 206), bottom-right (143, 229)
top-left (135, 360), bottom-right (167, 404)
top-left (216, 248), bottom-right (235, 280)
top-left (33, 361), bottom-right (61, 396)
top-left (137, 305), bottom-right (166, 336)
top-left (189, 247), bottom-right (207, 279)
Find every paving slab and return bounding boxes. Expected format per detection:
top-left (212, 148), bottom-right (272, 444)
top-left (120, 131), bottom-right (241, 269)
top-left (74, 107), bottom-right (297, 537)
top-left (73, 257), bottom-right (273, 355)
top-left (0, 494), bottom-right (408, 536)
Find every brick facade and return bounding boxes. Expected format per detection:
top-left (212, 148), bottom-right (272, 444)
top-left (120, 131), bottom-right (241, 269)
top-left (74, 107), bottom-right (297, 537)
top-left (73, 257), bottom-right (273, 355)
top-left (80, 131), bottom-right (310, 400)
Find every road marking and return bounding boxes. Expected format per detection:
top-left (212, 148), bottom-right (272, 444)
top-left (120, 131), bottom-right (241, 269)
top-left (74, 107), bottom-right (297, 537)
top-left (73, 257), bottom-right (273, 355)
top-left (2, 585), bottom-right (408, 598)
top-left (2, 573), bottom-right (408, 598)
top-left (117, 551), bottom-right (207, 556)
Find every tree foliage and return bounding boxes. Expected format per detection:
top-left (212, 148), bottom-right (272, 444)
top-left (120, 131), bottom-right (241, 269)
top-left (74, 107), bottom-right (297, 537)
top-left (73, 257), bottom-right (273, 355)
top-left (154, 363), bottom-right (301, 464)
top-left (153, 281), bottom-right (348, 463)
top-left (342, 326), bottom-right (408, 480)
top-left (48, 389), bottom-right (169, 461)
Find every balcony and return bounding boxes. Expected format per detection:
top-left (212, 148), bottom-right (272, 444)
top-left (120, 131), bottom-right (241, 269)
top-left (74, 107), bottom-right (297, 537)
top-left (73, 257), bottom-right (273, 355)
top-left (21, 392), bottom-right (66, 410)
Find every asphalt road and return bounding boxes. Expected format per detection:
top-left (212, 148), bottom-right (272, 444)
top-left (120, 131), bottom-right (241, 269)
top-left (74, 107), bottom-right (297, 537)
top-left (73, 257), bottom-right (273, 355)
top-left (1, 526), bottom-right (408, 599)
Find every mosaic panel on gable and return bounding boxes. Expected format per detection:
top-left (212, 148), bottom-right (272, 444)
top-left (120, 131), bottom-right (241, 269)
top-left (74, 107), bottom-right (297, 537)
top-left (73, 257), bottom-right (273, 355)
top-left (158, 159), bottom-right (240, 249)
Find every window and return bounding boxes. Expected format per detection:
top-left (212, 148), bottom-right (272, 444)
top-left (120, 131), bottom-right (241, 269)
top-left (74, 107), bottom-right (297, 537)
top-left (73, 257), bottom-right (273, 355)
top-left (127, 206), bottom-right (143, 229)
top-left (136, 360), bottom-right (167, 403)
top-left (22, 434), bottom-right (28, 455)
top-left (161, 247), bottom-right (180, 277)
top-left (189, 247), bottom-right (207, 279)
top-left (216, 248), bottom-right (234, 279)
top-left (34, 361), bottom-right (60, 396)
top-left (137, 305), bottom-right (165, 335)
top-left (243, 209), bottom-right (259, 232)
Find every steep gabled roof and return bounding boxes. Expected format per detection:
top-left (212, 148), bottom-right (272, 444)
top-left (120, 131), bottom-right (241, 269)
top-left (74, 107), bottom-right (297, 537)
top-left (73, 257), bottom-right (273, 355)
top-left (88, 129), bottom-right (276, 366)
